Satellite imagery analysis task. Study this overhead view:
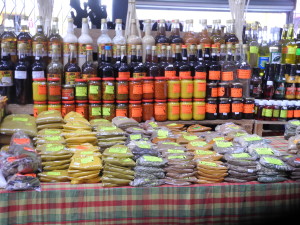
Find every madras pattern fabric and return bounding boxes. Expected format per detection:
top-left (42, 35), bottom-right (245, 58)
top-left (1, 181), bottom-right (300, 225)
top-left (265, 136), bottom-right (288, 151)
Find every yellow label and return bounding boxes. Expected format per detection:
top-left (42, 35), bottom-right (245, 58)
top-left (81, 157), bottom-right (94, 163)
top-left (0, 70), bottom-right (13, 85)
top-left (47, 172), bottom-right (61, 176)
top-left (65, 72), bottom-right (81, 85)
top-left (32, 41), bottom-right (48, 56)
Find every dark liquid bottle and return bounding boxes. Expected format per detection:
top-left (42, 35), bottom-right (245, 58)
top-left (64, 44), bottom-right (81, 84)
top-left (163, 46), bottom-right (176, 78)
top-left (31, 44), bottom-right (46, 79)
top-left (250, 67), bottom-right (262, 98)
top-left (82, 45), bottom-right (97, 79)
top-left (147, 46), bottom-right (161, 77)
top-left (132, 45), bottom-right (146, 78)
top-left (155, 19), bottom-right (170, 62)
top-left (188, 45), bottom-right (197, 77)
top-left (118, 45), bottom-right (131, 79)
top-left (273, 64), bottom-right (286, 99)
top-left (208, 45), bottom-right (221, 83)
top-left (99, 45), bottom-right (115, 78)
top-left (17, 16), bottom-right (33, 64)
top-left (169, 19), bottom-right (183, 56)
top-left (194, 45), bottom-right (207, 79)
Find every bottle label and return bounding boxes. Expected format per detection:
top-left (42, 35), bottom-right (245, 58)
top-left (49, 85), bottom-right (61, 96)
top-left (195, 72), bottom-right (206, 79)
top-left (165, 70), bottom-right (176, 78)
top-left (294, 110), bottom-right (300, 118)
top-left (131, 107), bottom-right (142, 117)
top-left (63, 42), bottom-right (78, 57)
top-left (156, 43), bottom-right (169, 57)
top-left (197, 82), bottom-right (206, 92)
top-left (32, 71), bottom-right (45, 79)
top-left (218, 87), bottom-right (225, 97)
top-left (33, 41), bottom-right (48, 57)
top-left (65, 72), bottom-right (81, 85)
top-left (92, 107), bottom-right (101, 116)
top-left (208, 70), bottom-right (221, 80)
top-left (244, 104), bottom-right (254, 114)
top-left (196, 105), bottom-right (206, 115)
top-left (38, 84), bottom-right (47, 95)
top-left (102, 107), bottom-right (111, 116)
top-left (282, 46), bottom-right (288, 54)
top-left (232, 103), bottom-right (243, 113)
top-left (211, 87), bottom-right (218, 97)
top-left (79, 43), bottom-right (89, 57)
top-left (18, 40), bottom-right (32, 56)
top-left (112, 44), bottom-right (123, 58)
top-left (0, 70), bottom-right (13, 86)
top-left (117, 84), bottom-right (129, 94)
top-left (48, 42), bottom-right (62, 56)
top-left (237, 69), bottom-right (251, 79)
top-left (179, 71), bottom-right (191, 78)
top-left (15, 71), bottom-right (27, 79)
top-left (250, 46), bottom-right (259, 54)
top-left (252, 85), bottom-right (262, 96)
top-left (219, 104), bottom-right (230, 113)
top-left (133, 84), bottom-right (143, 94)
top-left (270, 52), bottom-right (281, 63)
top-left (258, 57), bottom-right (270, 69)
top-left (76, 86), bottom-right (87, 97)
top-left (206, 103), bottom-right (217, 113)
top-left (116, 108), bottom-right (128, 117)
top-left (221, 71), bottom-right (234, 81)
top-left (171, 43), bottom-right (182, 56)
top-left (5, 40), bottom-right (17, 55)
top-left (274, 83), bottom-right (285, 96)
top-left (155, 104), bottom-right (167, 116)
top-left (231, 88), bottom-right (243, 98)
top-left (262, 108), bottom-right (266, 117)
top-left (105, 85), bottom-right (115, 94)
top-left (296, 48), bottom-right (300, 56)
top-left (143, 83), bottom-right (154, 94)
top-left (82, 73), bottom-right (96, 80)
top-left (287, 110), bottom-right (294, 118)
top-left (186, 83), bottom-right (193, 93)
top-left (171, 105), bottom-right (180, 115)
top-left (280, 109), bottom-right (287, 118)
top-left (286, 86), bottom-right (296, 96)
top-left (118, 72), bottom-right (130, 79)
top-left (287, 46), bottom-right (296, 55)
top-left (265, 109), bottom-right (273, 118)
top-left (273, 109), bottom-right (280, 118)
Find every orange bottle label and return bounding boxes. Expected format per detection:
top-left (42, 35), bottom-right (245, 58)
top-left (219, 104), bottom-right (230, 113)
top-left (179, 71), bottom-right (192, 78)
top-left (196, 105), bottom-right (206, 114)
top-left (118, 84), bottom-right (129, 95)
top-left (206, 103), bottom-right (217, 113)
top-left (165, 70), bottom-right (176, 78)
top-left (197, 82), bottom-right (206, 92)
top-left (143, 83), bottom-right (154, 93)
top-left (76, 106), bottom-right (86, 117)
top-left (218, 87), bottom-right (225, 97)
top-left (209, 70), bottom-right (220, 80)
top-left (65, 72), bottom-right (81, 85)
top-left (294, 110), bottom-right (300, 117)
top-left (116, 108), bottom-right (128, 117)
top-left (63, 42), bottom-right (77, 55)
top-left (221, 71), bottom-right (234, 81)
top-left (187, 83), bottom-right (193, 93)
top-left (132, 72), bottom-right (144, 78)
top-left (38, 84), bottom-right (47, 95)
top-left (211, 87), bottom-right (218, 97)
top-left (181, 104), bottom-right (193, 114)
top-left (133, 84), bottom-right (143, 94)
top-left (195, 72), bottom-right (206, 79)
top-left (243, 104), bottom-right (254, 114)
top-left (82, 73), bottom-right (96, 80)
top-left (173, 83), bottom-right (180, 93)
top-left (49, 85), bottom-right (61, 96)
top-left (131, 107), bottom-right (142, 117)
top-left (287, 110), bottom-right (294, 118)
top-left (172, 105), bottom-right (180, 115)
top-left (286, 87), bottom-right (296, 96)
top-left (237, 69), bottom-right (251, 79)
top-left (118, 72), bottom-right (130, 79)
top-left (61, 107), bottom-right (67, 117)
top-left (282, 46), bottom-right (288, 54)
top-left (231, 88), bottom-right (243, 98)
top-left (155, 104), bottom-right (167, 116)
top-left (232, 103), bottom-right (244, 113)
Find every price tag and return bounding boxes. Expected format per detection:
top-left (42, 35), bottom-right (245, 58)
top-left (45, 130), bottom-right (60, 135)
top-left (158, 130), bottom-right (168, 138)
top-left (45, 136), bottom-right (61, 141)
top-left (215, 141), bottom-right (233, 148)
top-left (264, 157), bottom-right (284, 166)
top-left (143, 156), bottom-right (163, 162)
top-left (167, 149), bottom-right (184, 154)
top-left (109, 146), bottom-right (128, 154)
top-left (168, 155), bottom-right (186, 159)
top-left (195, 150), bottom-right (213, 155)
top-left (255, 148), bottom-right (274, 155)
top-left (80, 151), bottom-right (94, 155)
top-left (47, 172), bottom-right (61, 176)
top-left (190, 141), bottom-right (207, 147)
top-left (81, 157), bottom-right (94, 164)
top-left (245, 136), bottom-right (262, 141)
top-left (130, 134), bottom-right (142, 140)
top-left (12, 117), bottom-right (28, 122)
top-left (199, 161), bottom-right (217, 167)
top-left (232, 153), bottom-right (250, 158)
top-left (183, 135), bottom-right (199, 141)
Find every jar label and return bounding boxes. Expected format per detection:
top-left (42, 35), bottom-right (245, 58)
top-left (78, 43), bottom-right (88, 57)
top-left (102, 107), bottom-right (111, 116)
top-left (105, 85), bottom-right (115, 94)
top-left (206, 103), bottom-right (217, 113)
top-left (221, 71), bottom-right (234, 81)
top-left (38, 84), bottom-right (47, 95)
top-left (65, 72), bottom-right (81, 85)
top-left (179, 71), bottom-right (191, 78)
top-left (195, 72), bottom-right (206, 79)
top-left (219, 104), bottom-right (230, 113)
top-left (218, 87), bottom-right (225, 97)
top-left (287, 110), bottom-right (293, 118)
top-left (62, 88), bottom-right (74, 100)
top-left (273, 109), bottom-right (280, 117)
top-left (196, 105), bottom-right (206, 115)
top-left (181, 104), bottom-right (192, 114)
top-left (265, 109), bottom-right (273, 117)
top-left (33, 41), bottom-right (48, 57)
top-left (131, 107), bottom-right (142, 117)
top-left (237, 69), bottom-right (251, 79)
top-left (63, 42), bottom-right (77, 56)
top-left (187, 83), bottom-right (193, 93)
top-left (294, 110), bottom-right (300, 118)
top-left (296, 48), bottom-right (300, 56)
top-left (32, 71), bottom-right (45, 79)
top-left (172, 83), bottom-right (180, 93)
top-left (76, 86), bottom-right (87, 97)
top-left (171, 105), bottom-right (180, 115)
top-left (155, 104), bottom-right (167, 116)
top-left (243, 104), bottom-right (254, 114)
top-left (133, 84), bottom-right (143, 94)
top-left (208, 70), bottom-right (220, 80)
top-left (118, 72), bottom-right (130, 79)
top-left (231, 88), bottom-right (243, 98)
top-left (282, 46), bottom-right (288, 54)
top-left (0, 70), bottom-right (13, 86)
top-left (232, 103), bottom-right (243, 113)
top-left (286, 86), bottom-right (296, 96)
top-left (165, 70), bottom-right (176, 78)
top-left (117, 84), bottom-right (129, 95)
top-left (76, 106), bottom-right (87, 117)
top-left (92, 107), bottom-right (101, 116)
top-left (211, 87), bottom-right (218, 97)
top-left (49, 85), bottom-right (61, 96)
top-left (197, 82), bottom-right (206, 92)
top-left (47, 73), bottom-right (61, 79)
top-left (116, 108), bottom-right (128, 117)
top-left (143, 83), bottom-right (154, 94)
top-left (89, 85), bottom-right (99, 94)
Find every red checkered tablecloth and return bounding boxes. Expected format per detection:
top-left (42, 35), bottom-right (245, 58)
top-left (265, 136), bottom-right (288, 152)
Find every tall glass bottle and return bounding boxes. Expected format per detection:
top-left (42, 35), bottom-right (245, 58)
top-left (82, 45), bottom-right (97, 80)
top-left (31, 44), bottom-right (46, 79)
top-left (155, 19), bottom-right (170, 61)
top-left (32, 16), bottom-right (48, 64)
top-left (183, 19), bottom-right (198, 52)
top-left (225, 20), bottom-right (239, 45)
top-left (0, 42), bottom-right (14, 101)
top-left (249, 22), bottom-right (259, 67)
top-left (188, 45), bottom-right (197, 77)
top-left (274, 64), bottom-right (286, 99)
top-left (269, 27), bottom-right (282, 64)
top-left (237, 44), bottom-right (252, 97)
top-left (0, 15), bottom-right (17, 63)
top-left (199, 19), bottom-right (212, 46)
top-left (113, 19), bottom-right (126, 59)
top-left (211, 19), bottom-right (225, 50)
top-left (194, 45), bottom-right (207, 79)
top-left (78, 18), bottom-right (93, 68)
top-left (65, 44), bottom-right (81, 84)
top-left (285, 64), bottom-right (297, 99)
top-left (208, 45), bottom-right (221, 83)
top-left (163, 45), bottom-right (176, 78)
top-left (47, 44), bottom-right (63, 81)
top-left (296, 29), bottom-right (300, 64)
top-left (250, 67), bottom-right (262, 98)
top-left (118, 45), bottom-right (131, 79)
top-left (178, 45), bottom-right (191, 78)
top-left (169, 19), bottom-right (183, 57)
top-left (142, 19), bottom-right (155, 63)
top-left (280, 24), bottom-right (289, 63)
top-left (48, 17), bottom-right (63, 63)
top-left (148, 46), bottom-right (161, 77)
top-left (132, 45), bottom-right (146, 78)
top-left (127, 19), bottom-right (142, 63)
top-left (63, 18), bottom-right (78, 67)
top-left (221, 43), bottom-right (236, 83)
top-left (286, 24), bottom-right (297, 64)
top-left (17, 16), bottom-right (32, 59)
top-left (234, 43), bottom-right (241, 64)
top-left (258, 26), bottom-right (270, 70)
top-left (219, 44), bottom-right (227, 66)
top-left (99, 45), bottom-right (114, 78)
top-left (97, 18), bottom-right (112, 58)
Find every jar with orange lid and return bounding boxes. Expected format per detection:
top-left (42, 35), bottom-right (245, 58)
top-left (167, 77), bottom-right (180, 99)
top-left (180, 77), bottom-right (193, 99)
top-left (142, 99), bottom-right (154, 121)
top-left (33, 101), bottom-right (47, 117)
top-left (89, 101), bottom-right (102, 120)
top-left (129, 100), bottom-right (142, 122)
top-left (180, 99), bottom-right (193, 120)
top-left (154, 100), bottom-right (167, 121)
top-left (167, 99), bottom-right (180, 120)
top-left (62, 101), bottom-right (75, 117)
top-left (218, 98), bottom-right (230, 119)
top-left (76, 100), bottom-right (89, 119)
top-left (116, 101), bottom-right (128, 117)
top-left (88, 77), bottom-right (101, 101)
top-left (47, 78), bottom-right (61, 101)
top-left (193, 99), bottom-right (205, 120)
top-left (102, 77), bottom-right (115, 101)
top-left (193, 78), bottom-right (206, 99)
top-left (32, 78), bottom-right (47, 101)
top-left (48, 101), bottom-right (61, 112)
top-left (102, 101), bottom-right (116, 121)
top-left (129, 78), bottom-right (143, 101)
top-left (116, 78), bottom-right (129, 101)
top-left (154, 77), bottom-right (167, 100)
top-left (142, 77), bottom-right (154, 99)
top-left (75, 79), bottom-right (88, 100)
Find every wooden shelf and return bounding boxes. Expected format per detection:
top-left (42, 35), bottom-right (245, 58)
top-left (254, 120), bottom-right (287, 136)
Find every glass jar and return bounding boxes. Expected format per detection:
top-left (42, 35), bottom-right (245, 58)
top-left (89, 101), bottom-right (102, 120)
top-left (75, 79), bottom-right (88, 100)
top-left (218, 98), bottom-right (230, 120)
top-left (231, 98), bottom-right (243, 120)
top-left (62, 84), bottom-right (75, 101)
top-left (167, 77), bottom-right (180, 99)
top-left (180, 99), bottom-right (193, 120)
top-left (154, 77), bottom-right (168, 100)
top-left (33, 101), bottom-right (47, 117)
top-left (230, 83), bottom-right (243, 98)
top-left (206, 98), bottom-right (218, 120)
top-left (62, 100), bottom-right (75, 117)
top-left (180, 77), bottom-right (193, 99)
top-left (206, 83), bottom-right (218, 98)
top-left (167, 99), bottom-right (180, 121)
top-left (193, 79), bottom-right (206, 99)
top-left (142, 99), bottom-right (154, 122)
top-left (218, 82), bottom-right (230, 98)
top-left (102, 100), bottom-right (116, 121)
top-left (48, 101), bottom-right (61, 112)
top-left (116, 101), bottom-right (129, 117)
top-left (88, 77), bottom-right (101, 101)
top-left (76, 100), bottom-right (89, 120)
top-left (129, 100), bottom-right (142, 122)
top-left (116, 78), bottom-right (129, 101)
top-left (142, 77), bottom-right (154, 100)
top-left (32, 78), bottom-right (47, 101)
top-left (102, 77), bottom-right (116, 101)
top-left (243, 97), bottom-right (255, 119)
top-left (47, 78), bottom-right (61, 101)
top-left (129, 78), bottom-right (143, 101)
top-left (193, 99), bottom-right (206, 120)
top-left (154, 99), bottom-right (167, 122)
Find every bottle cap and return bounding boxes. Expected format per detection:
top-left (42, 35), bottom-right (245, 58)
top-left (105, 45), bottom-right (112, 50)
top-left (115, 19), bottom-right (122, 23)
top-left (68, 18), bottom-right (73, 23)
top-left (82, 18), bottom-right (88, 23)
top-left (101, 18), bottom-right (107, 23)
top-left (53, 17), bottom-right (58, 22)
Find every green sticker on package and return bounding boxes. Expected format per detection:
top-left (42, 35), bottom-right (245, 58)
top-left (76, 86), bottom-right (87, 97)
top-left (195, 150), bottom-right (213, 155)
top-left (44, 111), bottom-right (55, 114)
top-left (168, 155), bottom-right (186, 159)
top-left (183, 135), bottom-right (198, 141)
top-left (190, 141), bottom-right (207, 147)
top-left (162, 142), bottom-right (180, 146)
top-left (109, 146), bottom-right (128, 154)
top-left (81, 157), bottom-right (94, 164)
top-left (46, 145), bottom-right (64, 152)
top-left (215, 141), bottom-right (233, 148)
top-left (102, 107), bottom-right (111, 116)
top-left (255, 148), bottom-right (274, 155)
top-left (236, 132), bottom-right (246, 137)
top-left (81, 151), bottom-right (94, 155)
top-left (101, 126), bottom-right (116, 131)
top-left (158, 130), bottom-right (168, 137)
top-left (149, 122), bottom-right (158, 128)
top-left (213, 137), bottom-right (225, 141)
top-left (137, 142), bottom-right (151, 149)
top-left (130, 134), bottom-right (142, 140)
top-left (264, 157), bottom-right (284, 166)
top-left (232, 153), bottom-right (250, 158)
top-left (89, 85), bottom-right (99, 94)
top-left (167, 123), bottom-right (178, 126)
top-left (167, 149), bottom-right (184, 154)
top-left (12, 117), bottom-right (28, 122)
top-left (45, 130), bottom-right (60, 135)
top-left (199, 161), bottom-right (217, 167)
top-left (143, 156), bottom-right (163, 162)
top-left (245, 136), bottom-right (262, 141)
top-left (291, 121), bottom-right (300, 126)
top-left (45, 136), bottom-right (61, 141)
top-left (47, 172), bottom-right (61, 176)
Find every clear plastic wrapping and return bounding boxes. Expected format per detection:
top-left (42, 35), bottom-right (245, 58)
top-left (215, 123), bottom-right (245, 135)
top-left (6, 173), bottom-right (40, 191)
top-left (287, 135), bottom-right (300, 154)
top-left (284, 120), bottom-right (300, 140)
top-left (259, 156), bottom-right (294, 171)
top-left (103, 145), bottom-right (133, 158)
top-left (247, 143), bottom-right (282, 159)
top-left (36, 110), bottom-right (63, 125)
top-left (212, 141), bottom-right (244, 154)
top-left (130, 178), bottom-right (165, 187)
top-left (112, 117), bottom-right (139, 129)
top-left (223, 152), bottom-right (256, 161)
top-left (233, 134), bottom-right (265, 148)
top-left (136, 156), bottom-right (167, 167)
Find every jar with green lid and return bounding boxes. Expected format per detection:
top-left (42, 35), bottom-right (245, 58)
top-left (62, 100), bottom-right (75, 117)
top-left (75, 79), bottom-right (88, 100)
top-left (102, 77), bottom-right (115, 101)
top-left (33, 101), bottom-right (47, 117)
top-left (88, 77), bottom-right (101, 101)
top-left (89, 101), bottom-right (102, 120)
top-left (180, 77), bottom-right (193, 99)
top-left (180, 99), bottom-right (193, 120)
top-left (48, 101), bottom-right (61, 112)
top-left (102, 100), bottom-right (116, 121)
top-left (76, 100), bottom-right (89, 120)
top-left (193, 79), bottom-right (206, 99)
top-left (193, 99), bottom-right (205, 120)
top-left (167, 77), bottom-right (180, 99)
top-left (47, 78), bottom-right (61, 101)
top-left (32, 78), bottom-right (47, 101)
top-left (167, 99), bottom-right (180, 120)
top-left (116, 100), bottom-right (128, 117)
top-left (116, 78), bottom-right (129, 101)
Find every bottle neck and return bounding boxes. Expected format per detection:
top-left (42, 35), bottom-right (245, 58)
top-left (182, 48), bottom-right (188, 61)
top-left (51, 22), bottom-right (59, 34)
top-left (136, 48), bottom-right (142, 62)
top-left (67, 21), bottom-right (74, 35)
top-left (166, 49), bottom-right (173, 63)
top-left (175, 50), bottom-right (182, 62)
top-left (1, 48), bottom-right (9, 61)
top-left (171, 22), bottom-right (180, 35)
top-left (204, 48), bottom-right (210, 61)
top-left (115, 23), bottom-right (123, 36)
top-left (105, 50), bottom-right (112, 63)
top-left (157, 23), bottom-right (166, 35)
top-left (81, 22), bottom-right (89, 35)
top-left (120, 49), bottom-right (127, 63)
top-left (160, 49), bottom-right (167, 62)
top-left (144, 22), bottom-right (152, 36)
top-left (70, 50), bottom-right (77, 64)
top-left (86, 50), bottom-right (93, 63)
top-left (226, 48), bottom-right (233, 61)
top-left (36, 25), bottom-right (44, 34)
top-left (211, 49), bottom-right (219, 62)
top-left (101, 22), bottom-right (108, 35)
top-left (145, 49), bottom-right (152, 63)
top-left (52, 50), bottom-right (59, 62)
top-left (130, 21), bottom-right (138, 36)
top-left (35, 49), bottom-right (43, 61)
top-left (151, 50), bottom-right (158, 63)
top-left (197, 49), bottom-right (203, 61)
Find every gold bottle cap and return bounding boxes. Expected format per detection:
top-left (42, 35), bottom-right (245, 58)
top-left (101, 18), bottom-right (107, 23)
top-left (82, 18), bottom-right (88, 23)
top-left (115, 19), bottom-right (122, 23)
top-left (53, 17), bottom-right (58, 22)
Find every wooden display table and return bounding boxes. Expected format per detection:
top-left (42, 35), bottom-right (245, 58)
top-left (254, 120), bottom-right (287, 136)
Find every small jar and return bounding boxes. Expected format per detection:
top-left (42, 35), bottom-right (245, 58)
top-left (218, 82), bottom-right (230, 98)
top-left (206, 98), bottom-right (218, 120)
top-left (102, 77), bottom-right (116, 101)
top-left (230, 83), bottom-right (243, 98)
top-left (193, 79), bottom-right (206, 99)
top-left (116, 78), bottom-right (129, 101)
top-left (142, 99), bottom-right (154, 121)
top-left (129, 100), bottom-right (142, 122)
top-left (243, 97), bottom-right (255, 119)
top-left (167, 77), bottom-right (180, 99)
top-left (48, 101), bottom-right (61, 112)
top-left (62, 84), bottom-right (75, 101)
top-left (154, 99), bottom-right (167, 122)
top-left (180, 99), bottom-right (193, 120)
top-left (102, 100), bottom-right (116, 121)
top-left (75, 79), bottom-right (88, 100)
top-left (62, 100), bottom-right (75, 117)
top-left (116, 100), bottom-right (129, 117)
top-left (231, 98), bottom-right (243, 120)
top-left (167, 99), bottom-right (180, 121)
top-left (142, 77), bottom-right (154, 100)
top-left (154, 77), bottom-right (168, 100)
top-left (180, 77), bottom-right (193, 99)
top-left (129, 78), bottom-right (143, 101)
top-left (33, 101), bottom-right (47, 117)
top-left (193, 99), bottom-right (206, 120)
top-left (76, 100), bottom-right (89, 120)
top-left (206, 83), bottom-right (218, 98)
top-left (47, 78), bottom-right (61, 101)
top-left (218, 98), bottom-right (230, 119)
top-left (32, 78), bottom-right (47, 101)
top-left (88, 77), bottom-right (101, 101)
top-left (89, 101), bottom-right (102, 120)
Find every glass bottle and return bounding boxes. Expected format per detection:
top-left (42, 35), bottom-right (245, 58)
top-left (78, 18), bottom-right (93, 68)
top-left (82, 45), bottom-right (97, 80)
top-left (211, 19), bottom-right (225, 50)
top-left (17, 15), bottom-right (32, 60)
top-left (0, 15), bottom-right (17, 63)
top-left (47, 44), bottom-right (63, 81)
top-left (132, 45), bottom-right (146, 78)
top-left (225, 20), bottom-right (239, 45)
top-left (234, 43), bottom-right (241, 64)
top-left (63, 18), bottom-right (78, 67)
top-left (183, 19), bottom-right (198, 51)
top-left (285, 64), bottom-right (297, 99)
top-left (159, 45), bottom-right (168, 71)
top-left (250, 67), bottom-right (262, 98)
top-left (97, 18), bottom-right (112, 58)
top-left (169, 19), bottom-right (183, 57)
top-left (199, 19), bottom-right (211, 46)
top-left (269, 27), bottom-right (282, 64)
top-left (48, 17), bottom-right (63, 63)
top-left (32, 16), bottom-right (48, 63)
top-left (296, 29), bottom-right (300, 64)
top-left (178, 45), bottom-right (191, 78)
top-left (99, 45), bottom-right (115, 78)
top-left (65, 44), bottom-right (81, 85)
top-left (258, 26), bottom-right (270, 70)
top-left (194, 45), bottom-right (207, 79)
top-left (155, 19), bottom-right (170, 61)
top-left (32, 44), bottom-right (46, 79)
top-left (127, 19), bottom-right (142, 63)
top-left (0, 42), bottom-right (14, 101)
top-left (219, 44), bottom-right (227, 66)
top-left (147, 46), bottom-right (161, 77)
top-left (248, 22), bottom-right (259, 68)
top-left (112, 19), bottom-right (126, 59)
top-left (263, 64), bottom-right (275, 100)
top-left (208, 45), bottom-right (221, 83)
top-left (221, 43), bottom-right (236, 83)
top-left (237, 44), bottom-right (252, 97)
top-left (142, 19), bottom-right (155, 63)
top-left (273, 64), bottom-right (286, 99)
top-left (188, 45), bottom-right (197, 77)
top-left (286, 24), bottom-right (297, 64)
top-left (118, 45), bottom-right (131, 79)
top-left (163, 46), bottom-right (176, 78)
top-left (280, 24), bottom-right (289, 64)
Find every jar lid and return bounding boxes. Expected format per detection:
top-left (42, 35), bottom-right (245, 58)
top-left (194, 98), bottom-right (205, 101)
top-left (232, 82), bottom-right (242, 86)
top-left (62, 100), bottom-right (75, 104)
top-left (75, 79), bottom-right (87, 82)
top-left (207, 83), bottom-right (217, 86)
top-left (219, 98), bottom-right (230, 101)
top-left (102, 77), bottom-right (115, 81)
top-left (142, 77), bottom-right (154, 80)
top-left (180, 77), bottom-right (193, 80)
top-left (129, 101), bottom-right (142, 103)
top-left (102, 100), bottom-right (115, 103)
top-left (232, 98), bottom-right (243, 101)
top-left (48, 78), bottom-right (60, 81)
top-left (218, 82), bottom-right (229, 86)
top-left (88, 77), bottom-right (101, 81)
top-left (116, 78), bottom-right (129, 81)
top-left (48, 101), bottom-right (61, 104)
top-left (33, 78), bottom-right (46, 81)
top-left (62, 84), bottom-right (74, 88)
top-left (168, 99), bottom-right (179, 102)
top-left (154, 77), bottom-right (167, 80)
top-left (129, 77), bottom-right (142, 81)
top-left (76, 100), bottom-right (88, 103)
top-left (168, 77), bottom-right (179, 80)
top-left (207, 98), bottom-right (217, 101)
top-left (89, 100), bottom-right (101, 104)
top-left (116, 100), bottom-right (129, 103)
top-left (142, 99), bottom-right (153, 103)
top-left (155, 99), bottom-right (167, 102)
top-left (34, 101), bottom-right (47, 104)
top-left (181, 99), bottom-right (192, 101)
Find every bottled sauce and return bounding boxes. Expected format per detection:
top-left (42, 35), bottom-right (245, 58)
top-left (180, 99), bottom-right (193, 120)
top-left (180, 77), bottom-right (193, 99)
top-left (264, 80), bottom-right (275, 100)
top-left (142, 19), bottom-right (155, 63)
top-left (63, 18), bottom-right (78, 67)
top-left (225, 20), bottom-right (239, 45)
top-left (194, 78), bottom-right (206, 98)
top-left (62, 84), bottom-right (75, 101)
top-left (287, 101), bottom-right (294, 120)
top-left (193, 100), bottom-right (206, 120)
top-left (47, 78), bottom-right (61, 101)
top-left (188, 45), bottom-right (197, 77)
top-left (75, 79), bottom-right (88, 101)
top-left (258, 26), bottom-right (270, 70)
top-left (155, 19), bottom-right (170, 61)
top-left (48, 101), bottom-right (62, 112)
top-left (255, 100), bottom-right (265, 120)
top-left (32, 44), bottom-right (46, 79)
top-left (64, 44), bottom-right (81, 85)
top-left (117, 46), bottom-right (130, 79)
top-left (285, 64), bottom-right (297, 99)
top-left (269, 27), bottom-right (282, 64)
top-left (142, 77), bottom-right (154, 99)
top-left (127, 19), bottom-right (142, 63)
top-left (231, 98), bottom-right (243, 120)
top-left (17, 16), bottom-right (32, 59)
top-left (198, 19), bottom-right (211, 46)
top-left (237, 44), bottom-right (251, 97)
top-left (167, 99), bottom-right (180, 120)
top-left (159, 45), bottom-right (168, 72)
top-left (243, 97), bottom-right (255, 119)
top-left (221, 44), bottom-right (236, 83)
top-left (208, 44), bottom-right (221, 83)
top-left (129, 78), bottom-right (143, 101)
top-left (250, 67), bottom-right (262, 98)
top-left (167, 77), bottom-right (180, 99)
top-left (219, 44), bottom-right (227, 66)
top-left (230, 83), bottom-right (243, 98)
top-left (132, 45), bottom-right (146, 78)
top-left (147, 46), bottom-right (161, 77)
top-left (0, 15), bottom-right (17, 63)
top-left (163, 46), bottom-right (176, 78)
top-left (62, 101), bottom-right (76, 117)
top-left (82, 45), bottom-right (97, 79)
top-left (264, 101), bottom-right (274, 121)
top-left (32, 16), bottom-right (48, 63)
top-left (206, 98), bottom-right (218, 120)
top-left (294, 101), bottom-right (300, 119)
top-left (194, 45), bottom-right (207, 79)
top-left (248, 23), bottom-right (259, 68)
top-left (33, 101), bottom-right (48, 117)
top-left (280, 24), bottom-right (289, 64)
top-left (99, 46), bottom-right (115, 78)
top-left (48, 17), bottom-right (63, 63)
top-left (76, 100), bottom-right (89, 120)
top-left (234, 44), bottom-right (241, 63)
top-left (0, 42), bottom-right (14, 101)
top-left (88, 77), bottom-right (101, 101)
top-left (206, 83), bottom-right (218, 98)
top-left (274, 64), bottom-right (286, 99)
top-left (286, 24), bottom-right (297, 64)
top-left (218, 83), bottom-right (229, 98)
top-left (279, 101), bottom-right (288, 121)
top-left (154, 100), bottom-right (167, 121)
top-left (47, 44), bottom-right (63, 81)
top-left (169, 19), bottom-right (183, 56)
top-left (97, 19), bottom-right (112, 58)
top-left (183, 19), bottom-right (198, 51)
top-left (112, 19), bottom-right (126, 58)
top-left (154, 77), bottom-right (167, 100)
top-left (211, 19), bottom-right (225, 50)
top-left (116, 101), bottom-right (129, 117)
top-left (78, 18), bottom-right (93, 68)
top-left (102, 78), bottom-right (115, 101)
top-left (218, 98), bottom-right (230, 119)
top-left (177, 45), bottom-right (191, 78)
top-left (142, 100), bottom-right (154, 121)
top-left (272, 101), bottom-right (280, 121)
top-left (129, 101), bottom-right (142, 122)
